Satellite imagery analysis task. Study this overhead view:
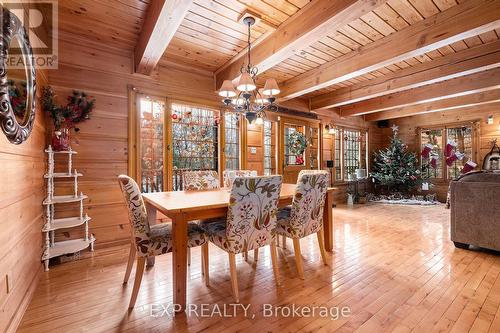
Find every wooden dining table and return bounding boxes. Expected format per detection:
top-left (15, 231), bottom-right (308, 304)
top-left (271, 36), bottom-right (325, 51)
top-left (142, 183), bottom-right (335, 313)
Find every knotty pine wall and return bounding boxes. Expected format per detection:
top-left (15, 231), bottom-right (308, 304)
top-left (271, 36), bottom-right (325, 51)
top-left (243, 110), bottom-right (379, 204)
top-left (0, 69), bottom-right (48, 333)
top-left (49, 35), bottom-right (221, 248)
top-left (374, 103), bottom-right (500, 201)
top-left (318, 112), bottom-right (384, 204)
top-left (50, 34), bottom-right (384, 249)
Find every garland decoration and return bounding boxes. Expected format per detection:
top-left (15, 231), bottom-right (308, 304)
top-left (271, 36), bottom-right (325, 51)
top-left (288, 131), bottom-right (307, 156)
top-left (42, 86), bottom-right (96, 131)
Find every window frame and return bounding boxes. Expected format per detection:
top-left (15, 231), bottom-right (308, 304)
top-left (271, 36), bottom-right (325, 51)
top-left (263, 119), bottom-right (278, 176)
top-left (128, 86), bottom-right (223, 191)
top-left (326, 125), bottom-right (369, 184)
top-left (223, 111), bottom-right (240, 171)
top-left (418, 121), bottom-right (479, 182)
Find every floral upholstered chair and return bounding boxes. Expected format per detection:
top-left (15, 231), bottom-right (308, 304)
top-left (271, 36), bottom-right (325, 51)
top-left (276, 171), bottom-right (329, 279)
top-left (182, 170), bottom-right (220, 191)
top-left (223, 170), bottom-right (258, 188)
top-left (118, 175), bottom-right (208, 308)
top-left (278, 169), bottom-right (328, 249)
top-left (203, 175), bottom-right (282, 302)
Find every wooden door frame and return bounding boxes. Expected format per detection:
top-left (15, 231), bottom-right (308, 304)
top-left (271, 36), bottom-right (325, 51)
top-left (127, 86), bottom-right (170, 190)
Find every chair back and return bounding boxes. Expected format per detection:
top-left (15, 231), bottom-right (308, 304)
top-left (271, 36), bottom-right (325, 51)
top-left (182, 170), bottom-right (220, 190)
top-left (223, 170), bottom-right (258, 188)
top-left (225, 175), bottom-right (282, 253)
top-left (118, 175), bottom-right (150, 254)
top-left (297, 169), bottom-right (327, 184)
top-left (289, 171), bottom-right (329, 238)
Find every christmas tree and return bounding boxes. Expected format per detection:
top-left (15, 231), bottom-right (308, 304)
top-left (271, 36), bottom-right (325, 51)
top-left (371, 125), bottom-right (428, 192)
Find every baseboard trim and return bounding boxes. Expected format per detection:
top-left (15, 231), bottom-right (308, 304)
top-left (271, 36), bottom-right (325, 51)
top-left (6, 263), bottom-right (43, 333)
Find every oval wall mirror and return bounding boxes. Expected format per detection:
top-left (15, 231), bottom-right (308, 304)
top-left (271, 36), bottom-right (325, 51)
top-left (0, 7), bottom-right (36, 144)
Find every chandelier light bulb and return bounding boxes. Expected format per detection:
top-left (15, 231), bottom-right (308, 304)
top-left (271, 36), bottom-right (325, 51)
top-left (218, 80), bottom-right (236, 98)
top-left (255, 116), bottom-right (264, 125)
top-left (237, 72), bottom-right (256, 92)
top-left (255, 88), bottom-right (267, 104)
top-left (262, 78), bottom-right (280, 96)
top-left (232, 97), bottom-right (246, 106)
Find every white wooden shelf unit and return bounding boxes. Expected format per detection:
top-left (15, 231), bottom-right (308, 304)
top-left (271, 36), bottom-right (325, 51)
top-left (42, 146), bottom-right (95, 271)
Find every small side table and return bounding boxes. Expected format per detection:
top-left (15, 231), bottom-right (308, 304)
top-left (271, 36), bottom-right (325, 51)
top-left (347, 178), bottom-right (368, 204)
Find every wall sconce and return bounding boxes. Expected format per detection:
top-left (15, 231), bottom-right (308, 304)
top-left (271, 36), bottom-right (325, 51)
top-left (487, 115), bottom-right (494, 124)
top-left (325, 123), bottom-right (337, 134)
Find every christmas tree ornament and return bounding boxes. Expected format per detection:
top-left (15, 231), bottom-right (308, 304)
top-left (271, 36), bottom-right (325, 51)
top-left (445, 139), bottom-right (457, 157)
top-left (461, 160), bottom-right (477, 173)
top-left (421, 143), bottom-right (433, 158)
top-left (371, 130), bottom-right (429, 192)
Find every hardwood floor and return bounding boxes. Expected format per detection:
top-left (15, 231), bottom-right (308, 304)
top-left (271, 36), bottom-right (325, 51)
top-left (18, 204), bottom-right (500, 333)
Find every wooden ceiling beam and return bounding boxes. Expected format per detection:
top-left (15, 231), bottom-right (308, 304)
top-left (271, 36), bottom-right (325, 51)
top-left (364, 89), bottom-right (500, 122)
top-left (215, 0), bottom-right (388, 88)
top-left (134, 0), bottom-right (192, 75)
top-left (311, 40), bottom-right (500, 110)
top-left (279, 0), bottom-right (500, 100)
top-left (340, 68), bottom-right (500, 117)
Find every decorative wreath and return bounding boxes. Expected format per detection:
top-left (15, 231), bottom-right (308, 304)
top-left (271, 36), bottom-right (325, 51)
top-left (288, 131), bottom-right (307, 156)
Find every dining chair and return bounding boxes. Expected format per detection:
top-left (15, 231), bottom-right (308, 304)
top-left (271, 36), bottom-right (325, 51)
top-left (223, 170), bottom-right (257, 188)
top-left (202, 175), bottom-right (282, 302)
top-left (278, 169), bottom-right (327, 249)
top-left (118, 175), bottom-right (208, 308)
top-left (182, 170), bottom-right (220, 190)
top-left (275, 171), bottom-right (329, 279)
top-left (181, 170), bottom-right (220, 265)
top-left (222, 169), bottom-right (258, 261)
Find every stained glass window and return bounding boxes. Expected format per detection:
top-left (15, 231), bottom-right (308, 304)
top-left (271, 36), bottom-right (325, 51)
top-left (138, 96), bottom-right (165, 193)
top-left (264, 120), bottom-right (275, 175)
top-left (447, 126), bottom-right (473, 179)
top-left (224, 113), bottom-right (239, 170)
top-left (420, 129), bottom-right (444, 179)
top-left (171, 104), bottom-right (218, 189)
top-left (334, 131), bottom-right (341, 181)
top-left (309, 127), bottom-right (319, 169)
top-left (343, 129), bottom-right (361, 179)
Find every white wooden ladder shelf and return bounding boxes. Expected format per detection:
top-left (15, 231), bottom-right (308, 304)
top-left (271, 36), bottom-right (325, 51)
top-left (42, 146), bottom-right (95, 271)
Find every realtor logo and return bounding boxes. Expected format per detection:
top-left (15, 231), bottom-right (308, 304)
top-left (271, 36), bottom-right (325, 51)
top-left (1, 0), bottom-right (58, 69)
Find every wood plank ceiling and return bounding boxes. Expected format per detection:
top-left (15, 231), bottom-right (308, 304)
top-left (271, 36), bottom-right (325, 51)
top-left (58, 0), bottom-right (150, 50)
top-left (59, 0), bottom-right (500, 120)
top-left (161, 0), bottom-right (498, 79)
top-left (162, 0), bottom-right (311, 73)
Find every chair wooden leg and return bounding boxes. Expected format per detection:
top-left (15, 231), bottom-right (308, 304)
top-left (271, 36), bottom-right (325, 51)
top-left (228, 253), bottom-right (239, 303)
top-left (188, 247), bottom-right (191, 266)
top-left (129, 256), bottom-right (146, 309)
top-left (317, 229), bottom-right (328, 265)
top-left (244, 251), bottom-right (248, 261)
top-left (202, 243), bottom-right (209, 286)
top-left (254, 248), bottom-right (259, 262)
top-left (270, 242), bottom-right (280, 285)
top-left (282, 235), bottom-right (287, 249)
top-left (292, 238), bottom-right (304, 280)
top-left (123, 242), bottom-right (136, 284)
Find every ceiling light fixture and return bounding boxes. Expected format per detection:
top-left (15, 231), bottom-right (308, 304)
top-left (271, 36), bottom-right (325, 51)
top-left (218, 16), bottom-right (280, 124)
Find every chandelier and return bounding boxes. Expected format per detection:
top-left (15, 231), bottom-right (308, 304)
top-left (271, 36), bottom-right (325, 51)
top-left (218, 16), bottom-right (280, 125)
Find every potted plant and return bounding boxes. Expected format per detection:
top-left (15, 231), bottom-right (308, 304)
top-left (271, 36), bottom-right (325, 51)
top-left (42, 86), bottom-right (95, 151)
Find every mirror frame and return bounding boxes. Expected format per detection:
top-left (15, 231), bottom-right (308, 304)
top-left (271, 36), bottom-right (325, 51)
top-left (0, 7), bottom-right (36, 144)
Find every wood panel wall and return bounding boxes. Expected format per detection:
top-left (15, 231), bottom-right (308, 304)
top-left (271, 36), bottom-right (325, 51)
top-left (317, 112), bottom-right (382, 204)
top-left (49, 35), bottom-right (220, 248)
top-left (376, 103), bottom-right (500, 201)
top-left (0, 69), bottom-right (47, 333)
